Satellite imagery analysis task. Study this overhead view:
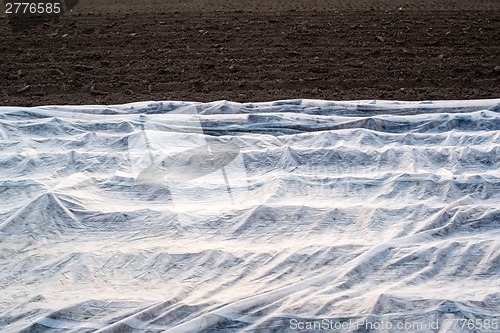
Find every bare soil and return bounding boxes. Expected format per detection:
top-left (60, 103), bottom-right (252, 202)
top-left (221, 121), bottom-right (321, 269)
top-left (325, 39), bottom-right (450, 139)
top-left (0, 0), bottom-right (499, 106)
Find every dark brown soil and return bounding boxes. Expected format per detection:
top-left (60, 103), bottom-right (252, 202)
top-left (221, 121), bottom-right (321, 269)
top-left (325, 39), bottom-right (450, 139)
top-left (0, 0), bottom-right (499, 106)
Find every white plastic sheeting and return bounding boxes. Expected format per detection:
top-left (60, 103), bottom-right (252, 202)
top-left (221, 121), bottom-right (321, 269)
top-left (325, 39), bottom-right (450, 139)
top-left (0, 99), bottom-right (499, 332)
